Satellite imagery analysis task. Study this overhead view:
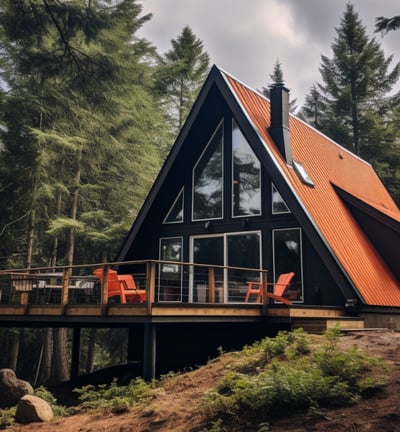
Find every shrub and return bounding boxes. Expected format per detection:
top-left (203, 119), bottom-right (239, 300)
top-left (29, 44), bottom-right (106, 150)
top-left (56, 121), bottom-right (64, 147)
top-left (73, 377), bottom-right (154, 412)
top-left (202, 329), bottom-right (388, 427)
top-left (0, 407), bottom-right (15, 429)
top-left (34, 386), bottom-right (71, 417)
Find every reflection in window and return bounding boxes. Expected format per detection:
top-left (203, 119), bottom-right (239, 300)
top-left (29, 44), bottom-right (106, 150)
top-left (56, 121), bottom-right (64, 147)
top-left (232, 120), bottom-right (261, 217)
top-left (273, 228), bottom-right (303, 302)
top-left (193, 122), bottom-right (223, 220)
top-left (159, 237), bottom-right (182, 301)
top-left (272, 183), bottom-right (290, 214)
top-left (163, 188), bottom-right (184, 224)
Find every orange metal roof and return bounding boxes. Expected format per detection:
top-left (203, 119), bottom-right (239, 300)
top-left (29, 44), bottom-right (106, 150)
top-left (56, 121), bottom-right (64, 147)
top-left (223, 70), bottom-right (400, 306)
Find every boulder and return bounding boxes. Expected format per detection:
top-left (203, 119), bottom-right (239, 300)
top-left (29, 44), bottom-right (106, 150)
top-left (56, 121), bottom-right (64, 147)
top-left (15, 395), bottom-right (53, 423)
top-left (0, 369), bottom-right (34, 408)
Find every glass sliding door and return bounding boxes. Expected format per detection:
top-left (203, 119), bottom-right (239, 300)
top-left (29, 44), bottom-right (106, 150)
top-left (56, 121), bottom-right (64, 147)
top-left (227, 233), bottom-right (261, 302)
top-left (191, 236), bottom-right (224, 303)
top-left (159, 237), bottom-right (183, 301)
top-left (190, 231), bottom-right (262, 303)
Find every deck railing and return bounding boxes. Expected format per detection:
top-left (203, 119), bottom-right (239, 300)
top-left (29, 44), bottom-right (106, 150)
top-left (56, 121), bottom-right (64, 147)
top-left (0, 260), bottom-right (269, 311)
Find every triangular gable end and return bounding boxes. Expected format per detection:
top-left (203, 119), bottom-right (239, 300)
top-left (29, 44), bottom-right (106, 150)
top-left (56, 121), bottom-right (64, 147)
top-left (116, 65), bottom-right (400, 308)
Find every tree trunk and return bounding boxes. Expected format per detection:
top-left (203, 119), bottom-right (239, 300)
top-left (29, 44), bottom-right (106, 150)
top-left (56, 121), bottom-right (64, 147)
top-left (53, 328), bottom-right (69, 382)
top-left (25, 208), bottom-right (36, 269)
top-left (50, 192), bottom-right (62, 268)
top-left (66, 146), bottom-right (82, 267)
top-left (8, 330), bottom-right (20, 372)
top-left (38, 328), bottom-right (53, 384)
top-left (85, 328), bottom-right (97, 374)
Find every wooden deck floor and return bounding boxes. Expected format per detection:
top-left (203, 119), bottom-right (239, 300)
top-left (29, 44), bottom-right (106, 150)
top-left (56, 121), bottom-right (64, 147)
top-left (0, 302), bottom-right (364, 331)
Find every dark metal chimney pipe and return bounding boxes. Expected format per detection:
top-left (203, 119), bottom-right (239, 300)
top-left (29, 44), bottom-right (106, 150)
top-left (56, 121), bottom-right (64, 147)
top-left (268, 83), bottom-right (292, 165)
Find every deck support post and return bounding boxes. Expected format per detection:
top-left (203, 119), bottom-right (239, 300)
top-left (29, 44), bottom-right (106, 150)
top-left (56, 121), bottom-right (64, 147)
top-left (127, 325), bottom-right (144, 364)
top-left (71, 327), bottom-right (81, 382)
top-left (143, 323), bottom-right (156, 381)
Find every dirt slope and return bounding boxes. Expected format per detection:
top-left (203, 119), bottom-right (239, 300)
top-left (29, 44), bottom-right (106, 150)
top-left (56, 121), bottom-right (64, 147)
top-left (6, 329), bottom-right (400, 432)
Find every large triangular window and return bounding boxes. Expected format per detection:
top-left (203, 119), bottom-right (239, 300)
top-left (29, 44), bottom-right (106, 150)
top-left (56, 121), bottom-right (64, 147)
top-left (163, 188), bottom-right (184, 224)
top-left (192, 121), bottom-right (224, 221)
top-left (232, 119), bottom-right (261, 217)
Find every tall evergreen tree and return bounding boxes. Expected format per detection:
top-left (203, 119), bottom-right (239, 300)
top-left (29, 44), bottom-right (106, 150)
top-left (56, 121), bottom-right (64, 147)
top-left (155, 26), bottom-right (210, 139)
top-left (0, 0), bottom-right (166, 384)
top-left (298, 83), bottom-right (327, 129)
top-left (0, 0), bottom-right (164, 269)
top-left (300, 4), bottom-right (400, 204)
top-left (317, 3), bottom-right (399, 156)
top-left (260, 59), bottom-right (297, 112)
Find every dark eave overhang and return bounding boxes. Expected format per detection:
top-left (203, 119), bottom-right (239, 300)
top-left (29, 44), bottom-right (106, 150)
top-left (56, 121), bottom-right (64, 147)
top-left (334, 184), bottom-right (400, 281)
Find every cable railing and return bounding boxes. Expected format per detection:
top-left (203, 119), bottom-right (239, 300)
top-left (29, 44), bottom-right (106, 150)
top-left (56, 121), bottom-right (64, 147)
top-left (0, 260), bottom-right (268, 312)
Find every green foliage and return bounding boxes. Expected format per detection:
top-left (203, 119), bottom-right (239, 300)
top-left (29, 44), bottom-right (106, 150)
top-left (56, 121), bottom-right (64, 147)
top-left (202, 329), bottom-right (388, 428)
top-left (154, 25), bottom-right (210, 137)
top-left (0, 0), bottom-right (164, 268)
top-left (73, 377), bottom-right (153, 412)
top-left (375, 15), bottom-right (400, 34)
top-left (0, 407), bottom-right (15, 429)
top-left (300, 4), bottom-right (400, 204)
top-left (34, 386), bottom-right (71, 417)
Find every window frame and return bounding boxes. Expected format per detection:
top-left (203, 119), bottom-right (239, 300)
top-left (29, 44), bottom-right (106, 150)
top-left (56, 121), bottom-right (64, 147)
top-left (163, 187), bottom-right (184, 224)
top-left (231, 118), bottom-right (262, 218)
top-left (189, 230), bottom-right (262, 303)
top-left (192, 120), bottom-right (224, 222)
top-left (272, 227), bottom-right (304, 303)
top-left (271, 183), bottom-right (291, 215)
top-left (158, 236), bottom-right (183, 302)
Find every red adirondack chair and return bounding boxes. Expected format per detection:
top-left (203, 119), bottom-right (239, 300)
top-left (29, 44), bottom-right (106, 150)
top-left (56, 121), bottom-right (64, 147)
top-left (245, 272), bottom-right (295, 305)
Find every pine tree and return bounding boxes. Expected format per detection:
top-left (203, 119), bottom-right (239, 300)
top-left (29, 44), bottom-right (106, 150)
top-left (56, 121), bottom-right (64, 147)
top-left (260, 59), bottom-right (297, 112)
top-left (318, 3), bottom-right (400, 156)
top-left (0, 0), bottom-right (164, 268)
top-left (375, 15), bottom-right (400, 33)
top-left (155, 26), bottom-right (210, 138)
top-left (298, 83), bottom-right (326, 128)
top-left (300, 4), bottom-right (400, 205)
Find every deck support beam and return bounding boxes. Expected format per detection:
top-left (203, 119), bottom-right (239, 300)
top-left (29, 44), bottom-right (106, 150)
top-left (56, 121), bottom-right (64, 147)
top-left (143, 323), bottom-right (156, 381)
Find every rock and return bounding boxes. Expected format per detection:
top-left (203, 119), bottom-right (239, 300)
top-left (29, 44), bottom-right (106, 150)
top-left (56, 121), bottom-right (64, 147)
top-left (15, 395), bottom-right (53, 423)
top-left (0, 369), bottom-right (34, 408)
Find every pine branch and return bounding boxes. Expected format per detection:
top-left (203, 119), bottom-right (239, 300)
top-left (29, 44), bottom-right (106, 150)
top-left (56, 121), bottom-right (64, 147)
top-left (0, 211), bottom-right (31, 237)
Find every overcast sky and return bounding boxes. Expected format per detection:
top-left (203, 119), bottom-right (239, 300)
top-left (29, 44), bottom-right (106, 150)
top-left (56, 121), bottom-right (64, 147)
top-left (137, 0), bottom-right (399, 107)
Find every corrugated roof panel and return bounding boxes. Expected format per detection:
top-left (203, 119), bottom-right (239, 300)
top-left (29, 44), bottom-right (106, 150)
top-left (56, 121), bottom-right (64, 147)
top-left (223, 71), bottom-right (400, 306)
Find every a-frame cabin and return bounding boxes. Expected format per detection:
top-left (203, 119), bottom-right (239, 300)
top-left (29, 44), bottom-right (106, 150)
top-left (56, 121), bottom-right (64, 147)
top-left (117, 65), bottom-right (400, 327)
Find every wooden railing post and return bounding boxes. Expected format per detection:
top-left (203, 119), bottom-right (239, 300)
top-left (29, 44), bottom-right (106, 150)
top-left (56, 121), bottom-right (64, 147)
top-left (61, 267), bottom-right (71, 314)
top-left (100, 265), bottom-right (109, 315)
top-left (146, 261), bottom-right (156, 315)
top-left (261, 271), bottom-right (268, 310)
top-left (208, 267), bottom-right (215, 304)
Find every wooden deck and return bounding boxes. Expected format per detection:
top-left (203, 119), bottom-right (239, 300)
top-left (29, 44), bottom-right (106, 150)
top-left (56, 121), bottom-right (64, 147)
top-left (0, 261), bottom-right (364, 379)
top-left (0, 299), bottom-right (364, 328)
top-left (0, 260), bottom-right (365, 328)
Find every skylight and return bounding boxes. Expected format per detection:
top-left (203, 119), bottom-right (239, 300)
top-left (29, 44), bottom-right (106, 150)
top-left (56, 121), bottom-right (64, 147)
top-left (292, 160), bottom-right (314, 188)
